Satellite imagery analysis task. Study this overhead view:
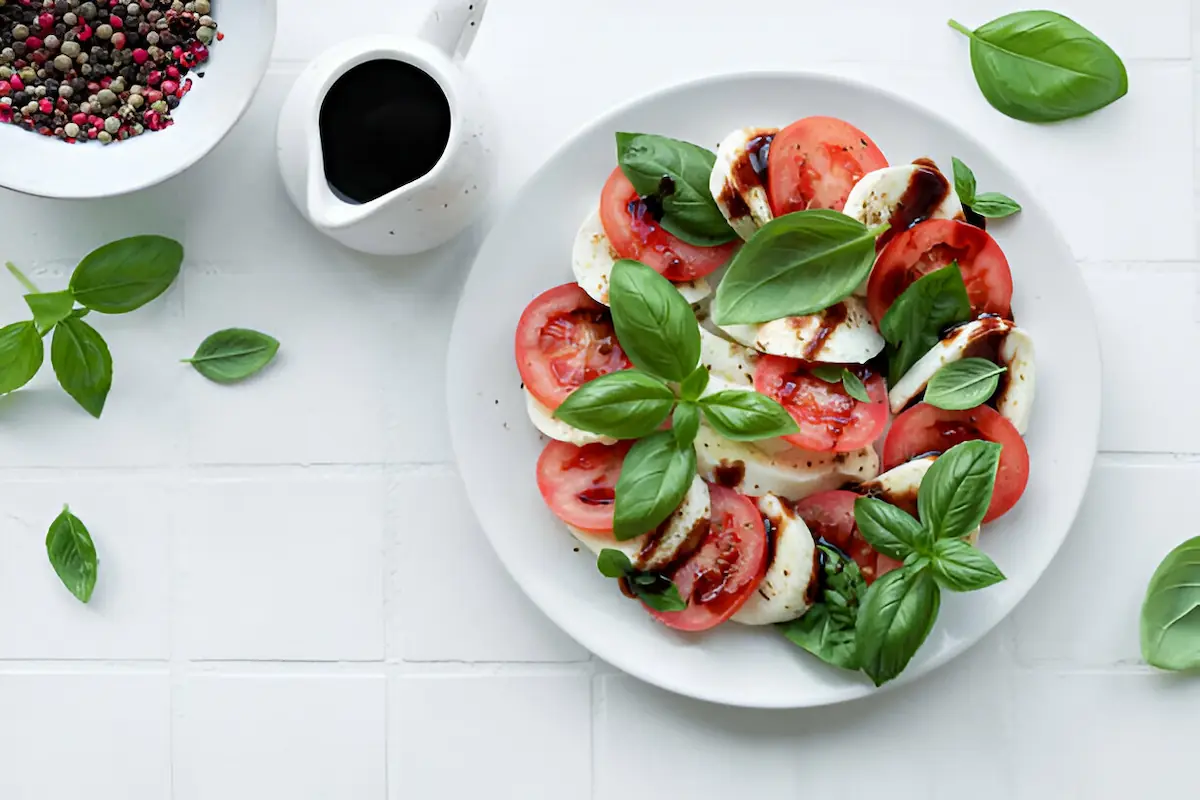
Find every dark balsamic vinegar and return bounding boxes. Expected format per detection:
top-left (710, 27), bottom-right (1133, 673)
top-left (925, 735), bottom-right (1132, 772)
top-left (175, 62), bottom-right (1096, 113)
top-left (318, 59), bottom-right (452, 205)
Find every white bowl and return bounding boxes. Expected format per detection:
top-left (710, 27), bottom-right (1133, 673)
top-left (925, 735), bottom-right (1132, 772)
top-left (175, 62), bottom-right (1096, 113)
top-left (0, 0), bottom-right (276, 199)
top-left (447, 71), bottom-right (1101, 708)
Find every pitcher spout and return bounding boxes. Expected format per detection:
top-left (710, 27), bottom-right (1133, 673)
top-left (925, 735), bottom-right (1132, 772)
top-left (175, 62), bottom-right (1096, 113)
top-left (304, 138), bottom-right (380, 230)
top-left (418, 0), bottom-right (488, 59)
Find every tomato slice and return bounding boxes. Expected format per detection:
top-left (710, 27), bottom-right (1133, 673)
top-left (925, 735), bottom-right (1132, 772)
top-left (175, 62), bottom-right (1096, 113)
top-left (793, 490), bottom-right (895, 584)
top-left (867, 219), bottom-right (1014, 325)
top-left (649, 484), bottom-right (767, 631)
top-left (767, 116), bottom-right (888, 214)
top-left (754, 356), bottom-right (889, 452)
top-left (536, 440), bottom-right (633, 533)
top-left (883, 403), bottom-right (1029, 523)
top-left (515, 283), bottom-right (630, 410)
top-left (599, 167), bottom-right (737, 282)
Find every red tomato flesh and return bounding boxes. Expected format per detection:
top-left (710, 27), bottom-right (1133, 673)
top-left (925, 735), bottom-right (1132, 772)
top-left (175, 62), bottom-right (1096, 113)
top-left (767, 116), bottom-right (888, 214)
top-left (515, 283), bottom-right (630, 410)
top-left (793, 490), bottom-right (896, 584)
top-left (599, 167), bottom-right (736, 282)
top-left (754, 356), bottom-right (889, 452)
top-left (536, 440), bottom-right (633, 533)
top-left (649, 484), bottom-right (767, 631)
top-left (883, 403), bottom-right (1029, 523)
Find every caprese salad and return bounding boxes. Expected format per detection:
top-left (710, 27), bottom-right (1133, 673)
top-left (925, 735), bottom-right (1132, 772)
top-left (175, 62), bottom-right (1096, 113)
top-left (515, 115), bottom-right (1032, 686)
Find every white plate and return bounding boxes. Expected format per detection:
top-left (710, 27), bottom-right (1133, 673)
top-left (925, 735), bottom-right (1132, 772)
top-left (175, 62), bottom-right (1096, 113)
top-left (447, 72), bottom-right (1100, 708)
top-left (0, 0), bottom-right (276, 199)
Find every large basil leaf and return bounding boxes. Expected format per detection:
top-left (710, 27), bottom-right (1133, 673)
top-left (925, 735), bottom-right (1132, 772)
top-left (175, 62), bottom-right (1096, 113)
top-left (70, 235), bottom-right (184, 314)
top-left (51, 316), bottom-right (113, 419)
top-left (185, 328), bottom-right (280, 384)
top-left (0, 320), bottom-right (44, 394)
top-left (616, 132), bottom-right (737, 246)
top-left (46, 505), bottom-right (98, 603)
top-left (699, 390), bottom-right (798, 441)
top-left (711, 210), bottom-right (879, 325)
top-left (949, 12), bottom-right (1127, 123)
top-left (24, 290), bottom-right (76, 334)
top-left (608, 259), bottom-right (701, 381)
top-left (879, 263), bottom-right (972, 385)
top-left (917, 440), bottom-right (1002, 540)
top-left (553, 370), bottom-right (676, 439)
top-left (781, 545), bottom-right (865, 671)
top-left (1141, 536), bottom-right (1200, 671)
top-left (613, 431), bottom-right (696, 541)
top-left (931, 538), bottom-right (1006, 592)
top-left (924, 358), bottom-right (1006, 410)
top-left (855, 565), bottom-right (941, 686)
top-left (854, 497), bottom-right (929, 561)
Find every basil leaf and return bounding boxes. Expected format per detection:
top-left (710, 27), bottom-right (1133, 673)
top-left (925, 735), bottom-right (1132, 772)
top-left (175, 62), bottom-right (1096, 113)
top-left (0, 320), bottom-right (44, 394)
top-left (554, 370), bottom-right (676, 439)
top-left (854, 497), bottom-right (928, 561)
top-left (673, 401), bottom-right (700, 449)
top-left (679, 365), bottom-right (709, 402)
top-left (810, 365), bottom-right (843, 383)
top-left (184, 328), bottom-right (280, 384)
top-left (781, 545), bottom-right (866, 671)
top-left (615, 132), bottom-right (737, 246)
top-left (970, 193), bottom-right (1022, 219)
top-left (931, 538), bottom-right (1006, 592)
top-left (950, 157), bottom-right (976, 205)
top-left (948, 12), bottom-right (1127, 123)
top-left (711, 211), bottom-right (879, 325)
top-left (50, 316), bottom-right (112, 419)
top-left (608, 259), bottom-right (701, 382)
top-left (699, 390), bottom-right (799, 441)
top-left (1141, 536), bottom-right (1200, 671)
top-left (46, 505), bottom-right (98, 604)
top-left (69, 235), bottom-right (184, 314)
top-left (597, 549), bottom-right (633, 579)
top-left (879, 263), bottom-right (972, 385)
top-left (613, 430), bottom-right (696, 540)
top-left (25, 290), bottom-right (76, 334)
top-left (918, 440), bottom-right (1002, 540)
top-left (841, 370), bottom-right (871, 403)
top-left (924, 358), bottom-right (1006, 411)
top-left (856, 565), bottom-right (941, 686)
top-left (632, 578), bottom-right (688, 612)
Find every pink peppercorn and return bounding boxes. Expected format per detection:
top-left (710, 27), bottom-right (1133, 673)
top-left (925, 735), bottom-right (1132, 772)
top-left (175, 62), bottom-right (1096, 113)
top-left (78, 24), bottom-right (92, 41)
top-left (132, 48), bottom-right (149, 65)
top-left (99, 76), bottom-right (112, 89)
top-left (147, 70), bottom-right (161, 86)
top-left (38, 98), bottom-right (53, 114)
top-left (166, 65), bottom-right (180, 79)
top-left (161, 80), bottom-right (178, 96)
top-left (38, 13), bottom-right (54, 31)
top-left (111, 32), bottom-right (126, 50)
top-left (180, 52), bottom-right (197, 68)
top-left (9, 76), bottom-right (23, 92)
top-left (0, 107), bottom-right (12, 124)
top-left (145, 89), bottom-right (162, 103)
top-left (0, 81), bottom-right (9, 97)
top-left (72, 112), bottom-right (87, 125)
top-left (190, 43), bottom-right (209, 61)
top-left (25, 36), bottom-right (43, 50)
top-left (110, 15), bottom-right (123, 28)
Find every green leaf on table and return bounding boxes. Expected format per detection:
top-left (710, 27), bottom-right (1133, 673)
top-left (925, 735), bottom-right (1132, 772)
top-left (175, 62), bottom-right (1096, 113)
top-left (24, 290), bottom-right (76, 333)
top-left (1140, 536), bottom-right (1200, 671)
top-left (50, 316), bottom-right (112, 418)
top-left (184, 328), bottom-right (280, 384)
top-left (70, 235), bottom-right (183, 314)
top-left (0, 320), bottom-right (44, 394)
top-left (46, 505), bottom-right (98, 604)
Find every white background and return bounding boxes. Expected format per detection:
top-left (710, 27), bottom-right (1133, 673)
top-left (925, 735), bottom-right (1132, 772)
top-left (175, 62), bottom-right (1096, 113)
top-left (0, 0), bottom-right (1196, 797)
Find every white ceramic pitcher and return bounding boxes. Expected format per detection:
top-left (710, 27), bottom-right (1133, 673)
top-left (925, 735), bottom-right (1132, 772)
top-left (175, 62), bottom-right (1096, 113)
top-left (276, 0), bottom-right (492, 255)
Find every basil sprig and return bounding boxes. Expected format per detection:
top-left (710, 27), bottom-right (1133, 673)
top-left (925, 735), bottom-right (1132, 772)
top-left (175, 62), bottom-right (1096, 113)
top-left (598, 548), bottom-right (687, 611)
top-left (879, 263), bottom-right (972, 385)
top-left (810, 365), bottom-right (872, 403)
top-left (616, 133), bottom-right (738, 247)
top-left (1141, 537), bottom-right (1200, 671)
top-left (950, 157), bottom-right (1021, 220)
top-left (780, 545), bottom-right (866, 670)
top-left (949, 12), bottom-right (1127, 123)
top-left (712, 211), bottom-right (885, 325)
top-left (924, 358), bottom-right (1006, 410)
top-left (46, 505), bottom-right (99, 604)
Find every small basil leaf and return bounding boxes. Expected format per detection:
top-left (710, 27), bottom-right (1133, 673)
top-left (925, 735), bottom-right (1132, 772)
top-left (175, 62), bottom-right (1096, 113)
top-left (948, 12), bottom-right (1127, 123)
top-left (69, 235), bottom-right (184, 314)
top-left (950, 157), bottom-right (976, 205)
top-left (658, 216), bottom-right (738, 247)
top-left (672, 401), bottom-right (700, 449)
top-left (679, 365), bottom-right (709, 402)
top-left (184, 328), bottom-right (280, 384)
top-left (879, 263), bottom-right (972, 385)
top-left (931, 538), bottom-right (1006, 592)
top-left (970, 193), bottom-right (1022, 218)
top-left (24, 290), bottom-right (76, 334)
top-left (1141, 536), bottom-right (1200, 671)
top-left (841, 369), bottom-right (871, 403)
top-left (923, 358), bottom-right (1006, 411)
top-left (597, 549), bottom-right (633, 579)
top-left (810, 364), bottom-right (843, 383)
top-left (780, 545), bottom-right (866, 671)
top-left (856, 565), bottom-right (941, 686)
top-left (46, 505), bottom-right (98, 604)
top-left (918, 440), bottom-right (1002, 539)
top-left (50, 316), bottom-right (112, 419)
top-left (632, 573), bottom-right (659, 586)
top-left (609, 259), bottom-right (701, 382)
top-left (633, 579), bottom-right (688, 612)
top-left (553, 370), bottom-right (676, 439)
top-left (699, 390), bottom-right (799, 441)
top-left (853, 497), bottom-right (928, 561)
top-left (711, 210), bottom-right (879, 325)
top-left (0, 320), bottom-right (44, 394)
top-left (613, 430), bottom-right (696, 541)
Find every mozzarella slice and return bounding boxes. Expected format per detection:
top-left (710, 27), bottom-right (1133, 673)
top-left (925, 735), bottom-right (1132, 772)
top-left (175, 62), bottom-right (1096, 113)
top-left (718, 296), bottom-right (885, 363)
top-left (731, 494), bottom-right (818, 625)
top-left (699, 326), bottom-right (759, 395)
top-left (887, 317), bottom-right (1036, 435)
top-left (710, 127), bottom-right (778, 240)
top-left (695, 423), bottom-right (880, 503)
top-left (571, 208), bottom-right (712, 306)
top-left (843, 161), bottom-right (965, 230)
top-left (858, 457), bottom-right (979, 543)
top-left (525, 390), bottom-right (617, 446)
top-left (567, 475), bottom-right (711, 572)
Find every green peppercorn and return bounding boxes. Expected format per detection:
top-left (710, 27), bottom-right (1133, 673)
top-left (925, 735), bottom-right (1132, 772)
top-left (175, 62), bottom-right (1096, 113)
top-left (64, 122), bottom-right (79, 138)
top-left (61, 41), bottom-right (81, 58)
top-left (53, 54), bottom-right (72, 72)
top-left (97, 88), bottom-right (116, 106)
top-left (195, 0), bottom-right (210, 13)
top-left (196, 27), bottom-right (213, 44)
top-left (104, 116), bottom-right (119, 134)
top-left (96, 24), bottom-right (113, 40)
top-left (128, 92), bottom-right (143, 108)
top-left (98, 130), bottom-right (112, 144)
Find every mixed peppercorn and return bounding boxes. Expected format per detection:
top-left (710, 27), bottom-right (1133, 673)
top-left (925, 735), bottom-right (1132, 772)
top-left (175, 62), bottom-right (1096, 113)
top-left (0, 0), bottom-right (221, 143)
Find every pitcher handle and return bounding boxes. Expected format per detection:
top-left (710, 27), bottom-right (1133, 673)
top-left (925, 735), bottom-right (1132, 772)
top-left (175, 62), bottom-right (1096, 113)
top-left (418, 0), bottom-right (488, 60)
